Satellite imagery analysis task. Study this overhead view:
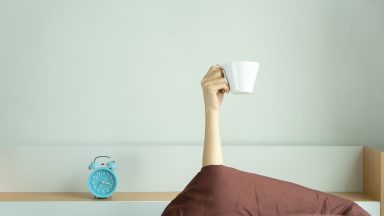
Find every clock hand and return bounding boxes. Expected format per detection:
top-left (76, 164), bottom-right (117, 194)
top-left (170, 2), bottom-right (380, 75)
top-left (97, 182), bottom-right (103, 192)
top-left (100, 176), bottom-right (110, 183)
top-left (100, 176), bottom-right (113, 184)
top-left (98, 180), bottom-right (111, 187)
top-left (96, 175), bottom-right (114, 192)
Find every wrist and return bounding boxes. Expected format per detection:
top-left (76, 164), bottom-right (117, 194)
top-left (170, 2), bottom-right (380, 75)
top-left (205, 108), bottom-right (220, 115)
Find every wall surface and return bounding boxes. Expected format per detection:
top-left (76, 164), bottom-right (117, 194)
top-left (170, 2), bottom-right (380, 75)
top-left (0, 0), bottom-right (383, 147)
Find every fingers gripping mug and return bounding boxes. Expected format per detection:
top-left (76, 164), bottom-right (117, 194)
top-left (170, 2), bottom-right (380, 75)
top-left (221, 61), bottom-right (259, 94)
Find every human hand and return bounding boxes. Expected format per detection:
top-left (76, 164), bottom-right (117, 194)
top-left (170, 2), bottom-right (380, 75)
top-left (201, 65), bottom-right (230, 112)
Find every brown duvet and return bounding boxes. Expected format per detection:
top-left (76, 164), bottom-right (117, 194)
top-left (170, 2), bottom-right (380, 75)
top-left (162, 165), bottom-right (369, 216)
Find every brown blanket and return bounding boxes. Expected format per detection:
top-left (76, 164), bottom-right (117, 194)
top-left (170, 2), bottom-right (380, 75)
top-left (162, 165), bottom-right (369, 216)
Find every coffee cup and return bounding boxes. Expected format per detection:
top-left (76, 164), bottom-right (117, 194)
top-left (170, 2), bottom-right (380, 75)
top-left (221, 61), bottom-right (259, 94)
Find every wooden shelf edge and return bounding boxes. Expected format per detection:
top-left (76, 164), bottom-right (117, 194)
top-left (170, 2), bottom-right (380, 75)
top-left (0, 192), bottom-right (379, 202)
top-left (0, 192), bottom-right (179, 201)
top-left (363, 145), bottom-right (384, 216)
top-left (329, 192), bottom-right (378, 202)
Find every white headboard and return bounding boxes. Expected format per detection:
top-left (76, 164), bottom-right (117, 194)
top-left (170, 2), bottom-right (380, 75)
top-left (0, 145), bottom-right (363, 192)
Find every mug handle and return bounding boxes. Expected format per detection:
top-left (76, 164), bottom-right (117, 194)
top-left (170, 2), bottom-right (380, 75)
top-left (219, 64), bottom-right (230, 89)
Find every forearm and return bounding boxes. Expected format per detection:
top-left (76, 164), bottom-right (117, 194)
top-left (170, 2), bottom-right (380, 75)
top-left (202, 109), bottom-right (223, 167)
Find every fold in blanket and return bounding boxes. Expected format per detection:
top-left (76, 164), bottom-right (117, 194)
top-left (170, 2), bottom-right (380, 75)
top-left (162, 165), bottom-right (369, 216)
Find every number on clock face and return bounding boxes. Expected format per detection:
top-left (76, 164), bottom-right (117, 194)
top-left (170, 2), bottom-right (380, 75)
top-left (88, 168), bottom-right (117, 197)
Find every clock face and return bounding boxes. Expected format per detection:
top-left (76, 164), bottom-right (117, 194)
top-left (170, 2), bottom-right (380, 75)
top-left (88, 168), bottom-right (117, 198)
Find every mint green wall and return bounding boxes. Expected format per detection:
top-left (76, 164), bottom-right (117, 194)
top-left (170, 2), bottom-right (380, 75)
top-left (0, 0), bottom-right (383, 146)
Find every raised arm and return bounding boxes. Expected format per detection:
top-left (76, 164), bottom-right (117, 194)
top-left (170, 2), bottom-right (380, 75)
top-left (200, 65), bottom-right (230, 167)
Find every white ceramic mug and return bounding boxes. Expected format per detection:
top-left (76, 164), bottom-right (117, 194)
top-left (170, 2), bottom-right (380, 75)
top-left (221, 61), bottom-right (259, 94)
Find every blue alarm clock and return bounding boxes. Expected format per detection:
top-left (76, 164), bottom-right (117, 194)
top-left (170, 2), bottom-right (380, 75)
top-left (88, 156), bottom-right (118, 198)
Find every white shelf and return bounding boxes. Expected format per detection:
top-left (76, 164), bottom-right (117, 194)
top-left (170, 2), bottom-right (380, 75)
top-left (0, 192), bottom-right (380, 216)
